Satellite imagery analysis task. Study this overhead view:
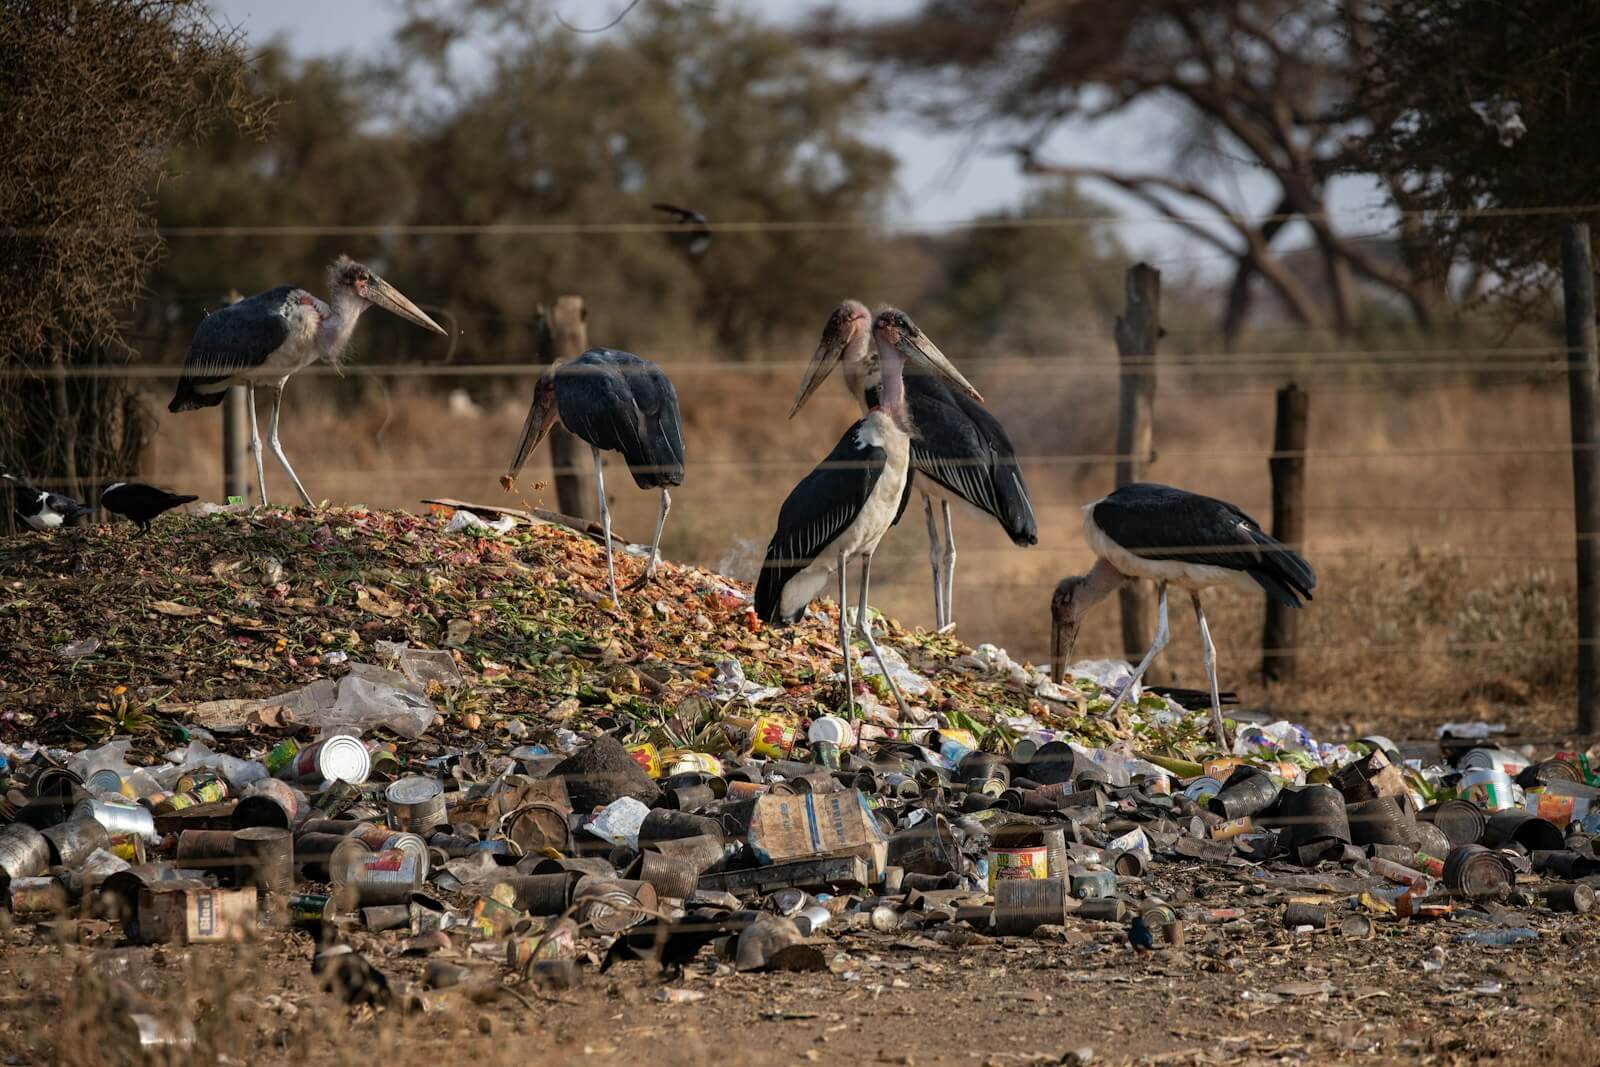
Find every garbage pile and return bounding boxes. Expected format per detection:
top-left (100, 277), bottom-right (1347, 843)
top-left (3, 694), bottom-right (1598, 1001)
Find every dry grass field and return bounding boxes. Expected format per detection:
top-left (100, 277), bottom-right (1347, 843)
top-left (139, 351), bottom-right (1581, 743)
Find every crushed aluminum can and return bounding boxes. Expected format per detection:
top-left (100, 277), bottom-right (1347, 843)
top-left (333, 845), bottom-right (427, 907)
top-left (0, 823), bottom-right (52, 889)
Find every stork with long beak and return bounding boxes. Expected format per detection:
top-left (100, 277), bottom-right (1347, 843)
top-left (755, 307), bottom-right (982, 718)
top-left (169, 256), bottom-right (447, 506)
top-left (503, 346), bottom-right (685, 605)
top-left (1050, 483), bottom-right (1316, 745)
top-left (790, 299), bottom-right (1037, 632)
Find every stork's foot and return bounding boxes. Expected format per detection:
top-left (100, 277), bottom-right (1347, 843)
top-left (936, 621), bottom-right (958, 635)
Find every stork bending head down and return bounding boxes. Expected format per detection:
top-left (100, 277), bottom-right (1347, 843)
top-left (1050, 483), bottom-right (1316, 745)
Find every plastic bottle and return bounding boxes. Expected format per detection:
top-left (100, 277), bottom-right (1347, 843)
top-left (1456, 927), bottom-right (1539, 946)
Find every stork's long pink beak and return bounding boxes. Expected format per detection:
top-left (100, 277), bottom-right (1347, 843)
top-left (367, 275), bottom-right (447, 335)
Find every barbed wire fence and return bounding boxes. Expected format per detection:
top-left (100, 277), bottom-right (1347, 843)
top-left (4, 208), bottom-right (1598, 733)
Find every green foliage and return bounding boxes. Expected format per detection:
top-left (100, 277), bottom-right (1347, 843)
top-left (0, 0), bottom-right (267, 522)
top-left (148, 3), bottom-right (897, 364)
top-left (1360, 0), bottom-right (1600, 312)
top-left (914, 181), bottom-right (1126, 358)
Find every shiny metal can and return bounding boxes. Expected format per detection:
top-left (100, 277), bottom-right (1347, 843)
top-left (385, 776), bottom-right (446, 834)
top-left (72, 799), bottom-right (159, 842)
top-left (278, 736), bottom-right (370, 786)
top-left (0, 824), bottom-right (52, 889)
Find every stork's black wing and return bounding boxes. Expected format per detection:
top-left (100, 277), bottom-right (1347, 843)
top-left (1092, 483), bottom-right (1316, 606)
top-left (754, 420), bottom-right (888, 625)
top-left (904, 373), bottom-right (1037, 546)
top-left (169, 286), bottom-right (298, 412)
top-left (556, 349), bottom-right (685, 489)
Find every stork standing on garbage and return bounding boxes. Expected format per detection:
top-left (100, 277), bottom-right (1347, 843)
top-left (789, 300), bottom-right (1037, 633)
top-left (1050, 483), bottom-right (1316, 745)
top-left (503, 347), bottom-right (686, 605)
top-left (755, 307), bottom-right (983, 718)
top-left (168, 257), bottom-right (447, 507)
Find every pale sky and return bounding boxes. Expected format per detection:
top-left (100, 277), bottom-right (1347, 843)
top-left (210, 0), bottom-right (1392, 268)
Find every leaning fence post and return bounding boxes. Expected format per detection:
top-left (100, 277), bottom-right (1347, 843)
top-left (1114, 263), bottom-right (1161, 666)
top-left (536, 295), bottom-right (591, 520)
top-left (1561, 223), bottom-right (1600, 734)
top-left (1262, 382), bottom-right (1308, 684)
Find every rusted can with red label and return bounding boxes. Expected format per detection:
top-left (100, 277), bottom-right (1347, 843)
top-left (332, 846), bottom-right (426, 906)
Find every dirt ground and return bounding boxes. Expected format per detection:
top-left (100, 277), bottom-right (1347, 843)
top-left (6, 864), bottom-right (1597, 1067)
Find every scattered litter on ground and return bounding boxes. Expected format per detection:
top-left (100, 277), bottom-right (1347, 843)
top-left (3, 505), bottom-right (1599, 1063)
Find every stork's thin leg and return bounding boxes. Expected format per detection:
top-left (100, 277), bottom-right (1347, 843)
top-left (1107, 581), bottom-right (1169, 717)
top-left (592, 445), bottom-right (619, 605)
top-left (939, 500), bottom-right (957, 634)
top-left (643, 488), bottom-right (670, 580)
top-left (247, 385), bottom-right (268, 507)
top-left (1191, 592), bottom-right (1229, 749)
top-left (857, 550), bottom-right (911, 719)
top-left (921, 495), bottom-right (945, 630)
top-left (266, 387), bottom-right (313, 507)
top-left (837, 552), bottom-right (854, 721)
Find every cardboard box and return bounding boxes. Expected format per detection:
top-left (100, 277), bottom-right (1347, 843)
top-left (137, 882), bottom-right (257, 944)
top-left (744, 790), bottom-right (886, 879)
top-left (697, 856), bottom-right (871, 895)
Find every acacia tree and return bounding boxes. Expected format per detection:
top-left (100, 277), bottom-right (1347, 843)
top-left (0, 0), bottom-right (267, 522)
top-left (814, 0), bottom-right (1450, 346)
top-left (1359, 0), bottom-right (1600, 314)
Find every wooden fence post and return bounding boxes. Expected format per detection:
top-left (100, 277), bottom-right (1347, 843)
top-left (536, 295), bottom-right (591, 520)
top-left (218, 290), bottom-right (251, 503)
top-left (1262, 382), bottom-right (1308, 684)
top-left (221, 386), bottom-right (250, 503)
top-left (1114, 263), bottom-right (1161, 665)
top-left (1561, 223), bottom-right (1600, 734)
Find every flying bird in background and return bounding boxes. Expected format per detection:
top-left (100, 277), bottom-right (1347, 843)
top-left (652, 202), bottom-right (712, 256)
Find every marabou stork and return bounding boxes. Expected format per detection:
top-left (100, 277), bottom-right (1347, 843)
top-left (503, 347), bottom-right (685, 605)
top-left (168, 257), bottom-right (446, 507)
top-left (3, 473), bottom-right (91, 531)
top-left (1050, 483), bottom-right (1316, 744)
top-left (755, 308), bottom-right (982, 717)
top-left (789, 299), bottom-right (1037, 631)
top-left (100, 482), bottom-right (198, 534)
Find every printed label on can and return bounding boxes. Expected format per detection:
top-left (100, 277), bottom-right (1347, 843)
top-left (987, 846), bottom-right (1049, 890)
top-left (751, 717), bottom-right (796, 760)
top-left (626, 743), bottom-right (662, 779)
top-left (264, 739), bottom-right (300, 776)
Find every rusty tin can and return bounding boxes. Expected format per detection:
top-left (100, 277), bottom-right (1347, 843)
top-left (234, 827), bottom-right (294, 895)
